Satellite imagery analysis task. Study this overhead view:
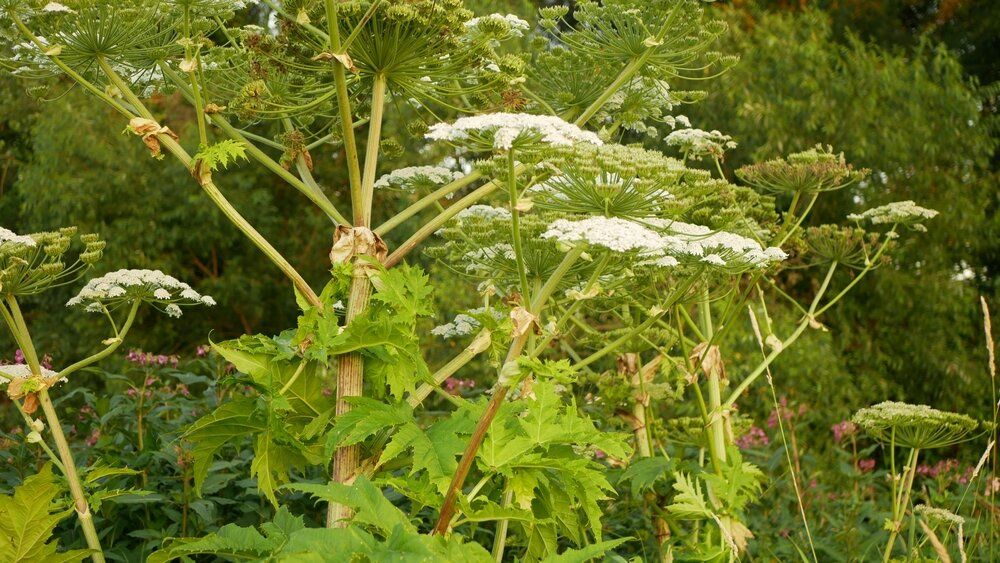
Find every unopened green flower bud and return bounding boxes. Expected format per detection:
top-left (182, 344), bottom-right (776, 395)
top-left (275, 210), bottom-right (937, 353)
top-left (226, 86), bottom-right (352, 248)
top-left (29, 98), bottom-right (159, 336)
top-left (39, 262), bottom-right (65, 276)
top-left (80, 233), bottom-right (101, 244)
top-left (80, 250), bottom-right (103, 265)
top-left (406, 120), bottom-right (429, 138)
top-left (380, 138), bottom-right (404, 159)
top-left (539, 6), bottom-right (569, 20)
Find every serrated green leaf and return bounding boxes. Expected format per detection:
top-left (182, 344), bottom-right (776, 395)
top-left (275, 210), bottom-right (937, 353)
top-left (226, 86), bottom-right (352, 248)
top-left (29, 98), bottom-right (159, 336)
top-left (668, 472), bottom-right (715, 520)
top-left (619, 457), bottom-right (674, 496)
top-left (194, 139), bottom-right (248, 173)
top-left (288, 476), bottom-right (413, 533)
top-left (83, 465), bottom-right (141, 484)
top-left (370, 263), bottom-right (434, 318)
top-left (328, 397), bottom-right (413, 450)
top-left (183, 397), bottom-right (264, 494)
top-left (0, 464), bottom-right (91, 563)
top-left (540, 537), bottom-right (631, 563)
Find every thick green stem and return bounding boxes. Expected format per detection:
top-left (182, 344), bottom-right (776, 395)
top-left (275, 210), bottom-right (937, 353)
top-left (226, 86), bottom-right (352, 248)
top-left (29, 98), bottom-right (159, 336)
top-left (884, 448), bottom-right (920, 561)
top-left (491, 487), bottom-right (514, 562)
top-left (325, 0), bottom-right (364, 225)
top-left (39, 389), bottom-right (105, 561)
top-left (4, 295), bottom-right (41, 372)
top-left (506, 151), bottom-right (531, 302)
top-left (327, 268), bottom-right (373, 527)
top-left (361, 75), bottom-right (387, 226)
top-left (699, 289), bottom-right (727, 471)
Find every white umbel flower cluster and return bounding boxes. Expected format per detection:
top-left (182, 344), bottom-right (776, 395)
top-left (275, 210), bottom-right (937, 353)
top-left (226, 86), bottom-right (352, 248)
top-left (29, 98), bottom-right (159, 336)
top-left (426, 113), bottom-right (603, 151)
top-left (464, 13), bottom-right (530, 36)
top-left (456, 205), bottom-right (512, 222)
top-left (67, 269), bottom-right (215, 315)
top-left (540, 216), bottom-right (786, 269)
top-left (431, 307), bottom-right (505, 339)
top-left (847, 200), bottom-right (938, 226)
top-left (664, 128), bottom-right (737, 160)
top-left (42, 2), bottom-right (75, 13)
top-left (374, 166), bottom-right (465, 191)
top-left (648, 219), bottom-right (788, 267)
top-left (0, 227), bottom-right (37, 248)
top-left (542, 217), bottom-right (666, 253)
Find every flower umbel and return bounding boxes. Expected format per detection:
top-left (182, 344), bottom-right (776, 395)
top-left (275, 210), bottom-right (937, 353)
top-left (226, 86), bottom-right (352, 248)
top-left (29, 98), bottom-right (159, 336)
top-left (852, 401), bottom-right (979, 449)
top-left (67, 269), bottom-right (215, 315)
top-left (426, 112), bottom-right (603, 151)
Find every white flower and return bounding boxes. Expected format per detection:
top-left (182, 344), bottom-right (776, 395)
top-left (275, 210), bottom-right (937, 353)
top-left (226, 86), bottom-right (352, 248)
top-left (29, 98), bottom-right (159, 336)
top-left (432, 307), bottom-right (505, 339)
top-left (426, 113), bottom-right (603, 151)
top-left (26, 431), bottom-right (43, 444)
top-left (648, 218), bottom-right (787, 267)
top-left (0, 227), bottom-right (36, 248)
top-left (374, 166), bottom-right (465, 191)
top-left (165, 304), bottom-right (183, 318)
top-left (456, 205), bottom-right (512, 222)
top-left (541, 216), bottom-right (786, 269)
top-left (541, 217), bottom-right (667, 253)
top-left (465, 13), bottom-right (530, 37)
top-left (42, 2), bottom-right (75, 13)
top-left (847, 200), bottom-right (938, 225)
top-left (67, 269), bottom-right (215, 312)
top-left (664, 128), bottom-right (737, 160)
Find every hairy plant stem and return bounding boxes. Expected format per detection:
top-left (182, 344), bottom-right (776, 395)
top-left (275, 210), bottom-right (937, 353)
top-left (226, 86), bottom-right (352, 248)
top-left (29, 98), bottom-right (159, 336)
top-left (698, 289), bottom-right (728, 473)
top-left (884, 447), bottom-right (921, 561)
top-left (433, 245), bottom-right (586, 534)
top-left (361, 75), bottom-right (387, 226)
top-left (2, 296), bottom-right (105, 561)
top-left (39, 389), bottom-right (105, 562)
top-left (622, 354), bottom-right (673, 561)
top-left (327, 267), bottom-right (373, 527)
top-left (325, 0), bottom-right (364, 225)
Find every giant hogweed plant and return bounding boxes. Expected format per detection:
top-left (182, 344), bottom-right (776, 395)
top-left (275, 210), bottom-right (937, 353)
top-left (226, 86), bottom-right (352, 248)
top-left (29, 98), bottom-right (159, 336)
top-left (0, 0), bottom-right (967, 561)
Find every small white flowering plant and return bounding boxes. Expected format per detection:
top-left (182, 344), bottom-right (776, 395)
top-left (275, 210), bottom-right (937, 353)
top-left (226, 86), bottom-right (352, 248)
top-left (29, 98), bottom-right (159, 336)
top-left (0, 1), bottom-right (955, 561)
